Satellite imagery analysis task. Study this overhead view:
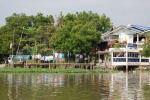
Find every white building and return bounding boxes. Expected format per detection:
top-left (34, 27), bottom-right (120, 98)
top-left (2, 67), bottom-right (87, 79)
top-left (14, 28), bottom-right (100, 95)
top-left (100, 24), bottom-right (150, 69)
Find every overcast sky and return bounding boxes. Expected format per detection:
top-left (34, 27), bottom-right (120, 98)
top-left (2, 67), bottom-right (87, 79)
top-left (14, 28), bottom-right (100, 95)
top-left (0, 0), bottom-right (150, 27)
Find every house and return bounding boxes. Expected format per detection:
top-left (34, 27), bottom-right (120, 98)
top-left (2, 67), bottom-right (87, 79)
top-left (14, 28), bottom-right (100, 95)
top-left (98, 24), bottom-right (150, 70)
top-left (102, 24), bottom-right (150, 45)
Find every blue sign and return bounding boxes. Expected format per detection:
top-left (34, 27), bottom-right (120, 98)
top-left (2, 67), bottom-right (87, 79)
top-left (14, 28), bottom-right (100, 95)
top-left (127, 43), bottom-right (137, 49)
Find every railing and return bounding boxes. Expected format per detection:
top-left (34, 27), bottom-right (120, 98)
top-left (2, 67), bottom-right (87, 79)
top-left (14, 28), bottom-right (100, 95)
top-left (113, 58), bottom-right (126, 62)
top-left (113, 58), bottom-right (149, 62)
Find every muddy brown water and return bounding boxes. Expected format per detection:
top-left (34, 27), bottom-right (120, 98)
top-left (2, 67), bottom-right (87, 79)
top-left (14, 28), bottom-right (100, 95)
top-left (0, 72), bottom-right (150, 100)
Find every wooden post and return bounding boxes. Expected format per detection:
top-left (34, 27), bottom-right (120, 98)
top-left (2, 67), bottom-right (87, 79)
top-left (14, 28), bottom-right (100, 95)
top-left (23, 61), bottom-right (25, 68)
top-left (139, 54), bottom-right (141, 71)
top-left (49, 61), bottom-right (50, 69)
top-left (26, 60), bottom-right (27, 68)
top-left (111, 51), bottom-right (115, 70)
top-left (68, 51), bottom-right (69, 63)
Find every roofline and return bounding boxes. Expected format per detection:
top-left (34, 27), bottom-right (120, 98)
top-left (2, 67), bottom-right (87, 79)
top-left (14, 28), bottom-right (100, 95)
top-left (102, 25), bottom-right (136, 38)
top-left (102, 25), bottom-right (150, 38)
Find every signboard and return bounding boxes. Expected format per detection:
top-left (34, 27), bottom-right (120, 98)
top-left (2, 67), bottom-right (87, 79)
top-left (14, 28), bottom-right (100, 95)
top-left (127, 43), bottom-right (137, 49)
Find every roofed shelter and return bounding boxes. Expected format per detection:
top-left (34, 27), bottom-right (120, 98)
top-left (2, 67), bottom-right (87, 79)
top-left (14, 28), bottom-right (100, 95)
top-left (97, 24), bottom-right (150, 60)
top-left (101, 24), bottom-right (150, 45)
top-left (98, 24), bottom-right (150, 69)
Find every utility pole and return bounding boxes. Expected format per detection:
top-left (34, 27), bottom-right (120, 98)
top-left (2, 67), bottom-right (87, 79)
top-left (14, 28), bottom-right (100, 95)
top-left (12, 28), bottom-right (15, 55)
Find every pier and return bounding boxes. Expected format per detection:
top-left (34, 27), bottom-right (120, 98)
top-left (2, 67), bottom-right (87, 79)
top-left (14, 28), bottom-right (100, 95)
top-left (7, 62), bottom-right (102, 70)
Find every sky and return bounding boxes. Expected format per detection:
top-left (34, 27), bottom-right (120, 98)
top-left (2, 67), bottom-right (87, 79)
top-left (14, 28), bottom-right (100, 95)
top-left (0, 0), bottom-right (150, 27)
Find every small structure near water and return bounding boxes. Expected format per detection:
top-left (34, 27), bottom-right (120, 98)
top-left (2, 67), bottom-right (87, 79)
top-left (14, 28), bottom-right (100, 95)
top-left (98, 24), bottom-right (150, 70)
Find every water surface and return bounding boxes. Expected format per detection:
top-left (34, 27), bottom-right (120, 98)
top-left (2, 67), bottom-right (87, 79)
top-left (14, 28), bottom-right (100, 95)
top-left (0, 72), bottom-right (150, 100)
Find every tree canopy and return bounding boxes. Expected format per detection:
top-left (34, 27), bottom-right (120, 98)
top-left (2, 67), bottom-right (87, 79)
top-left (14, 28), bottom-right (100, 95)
top-left (0, 13), bottom-right (55, 55)
top-left (140, 32), bottom-right (150, 57)
top-left (0, 11), bottom-right (113, 56)
top-left (53, 11), bottom-right (112, 54)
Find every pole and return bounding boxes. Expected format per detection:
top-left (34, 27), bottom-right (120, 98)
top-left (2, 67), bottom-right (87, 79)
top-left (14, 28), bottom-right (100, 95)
top-left (139, 54), bottom-right (141, 71)
top-left (16, 27), bottom-right (24, 55)
top-left (53, 50), bottom-right (54, 63)
top-left (12, 28), bottom-right (15, 55)
top-left (68, 51), bottom-right (69, 63)
top-left (126, 50), bottom-right (128, 72)
top-left (49, 60), bottom-right (50, 69)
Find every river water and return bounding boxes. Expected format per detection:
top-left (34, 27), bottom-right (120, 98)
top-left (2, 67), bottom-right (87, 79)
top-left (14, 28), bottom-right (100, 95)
top-left (0, 72), bottom-right (150, 100)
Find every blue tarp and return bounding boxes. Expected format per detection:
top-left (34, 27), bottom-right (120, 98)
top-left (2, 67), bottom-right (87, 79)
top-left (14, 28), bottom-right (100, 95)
top-left (9, 55), bottom-right (31, 61)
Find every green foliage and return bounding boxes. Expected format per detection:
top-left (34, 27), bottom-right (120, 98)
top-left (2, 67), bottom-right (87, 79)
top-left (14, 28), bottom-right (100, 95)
top-left (140, 32), bottom-right (150, 57)
top-left (0, 68), bottom-right (109, 73)
top-left (142, 85), bottom-right (150, 100)
top-left (0, 13), bottom-right (55, 55)
top-left (0, 11), bottom-right (112, 56)
top-left (53, 11), bottom-right (112, 54)
top-left (104, 54), bottom-right (111, 60)
top-left (113, 43), bottom-right (120, 48)
top-left (140, 43), bottom-right (150, 57)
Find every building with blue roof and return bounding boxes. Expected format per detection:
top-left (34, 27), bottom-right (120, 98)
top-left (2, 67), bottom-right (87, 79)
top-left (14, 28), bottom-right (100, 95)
top-left (102, 24), bottom-right (150, 44)
top-left (98, 24), bottom-right (150, 70)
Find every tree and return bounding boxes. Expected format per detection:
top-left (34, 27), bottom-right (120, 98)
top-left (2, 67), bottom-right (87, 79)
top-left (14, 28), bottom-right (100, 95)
top-left (0, 13), bottom-right (56, 56)
top-left (0, 26), bottom-right (12, 54)
top-left (0, 11), bottom-right (112, 58)
top-left (19, 14), bottom-right (56, 55)
top-left (140, 32), bottom-right (150, 57)
top-left (55, 12), bottom-right (64, 30)
top-left (53, 11), bottom-right (113, 54)
top-left (1, 13), bottom-right (32, 55)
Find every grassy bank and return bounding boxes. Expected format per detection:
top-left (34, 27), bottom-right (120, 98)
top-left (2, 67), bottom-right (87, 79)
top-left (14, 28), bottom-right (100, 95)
top-left (0, 67), bottom-right (118, 73)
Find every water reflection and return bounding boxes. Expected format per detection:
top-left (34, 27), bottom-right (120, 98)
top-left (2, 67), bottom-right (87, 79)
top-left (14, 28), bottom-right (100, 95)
top-left (109, 72), bottom-right (150, 100)
top-left (7, 73), bottom-right (64, 87)
top-left (0, 72), bottom-right (150, 100)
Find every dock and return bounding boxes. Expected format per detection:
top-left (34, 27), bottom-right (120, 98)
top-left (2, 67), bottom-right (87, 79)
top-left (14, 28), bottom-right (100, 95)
top-left (7, 62), bottom-right (104, 70)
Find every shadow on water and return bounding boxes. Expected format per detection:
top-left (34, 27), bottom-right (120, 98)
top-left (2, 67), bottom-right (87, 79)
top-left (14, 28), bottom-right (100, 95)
top-left (116, 66), bottom-right (139, 72)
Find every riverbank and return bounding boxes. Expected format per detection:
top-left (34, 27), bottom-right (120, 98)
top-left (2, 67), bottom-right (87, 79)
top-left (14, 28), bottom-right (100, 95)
top-left (0, 67), bottom-right (119, 73)
top-left (0, 64), bottom-right (6, 68)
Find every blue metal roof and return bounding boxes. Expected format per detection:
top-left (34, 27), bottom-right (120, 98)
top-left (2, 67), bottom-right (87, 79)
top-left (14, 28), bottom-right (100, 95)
top-left (127, 27), bottom-right (143, 33)
top-left (128, 25), bottom-right (150, 34)
top-left (102, 24), bottom-right (150, 38)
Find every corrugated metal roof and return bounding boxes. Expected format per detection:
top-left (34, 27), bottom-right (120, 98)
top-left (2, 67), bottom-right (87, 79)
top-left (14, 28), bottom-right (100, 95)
top-left (129, 25), bottom-right (150, 34)
top-left (127, 27), bottom-right (143, 33)
top-left (102, 24), bottom-right (150, 38)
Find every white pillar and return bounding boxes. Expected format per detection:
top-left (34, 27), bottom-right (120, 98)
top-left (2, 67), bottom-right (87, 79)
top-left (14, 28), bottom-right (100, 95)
top-left (139, 54), bottom-right (141, 70)
top-left (126, 51), bottom-right (128, 71)
top-left (137, 33), bottom-right (139, 44)
top-left (111, 51), bottom-right (113, 66)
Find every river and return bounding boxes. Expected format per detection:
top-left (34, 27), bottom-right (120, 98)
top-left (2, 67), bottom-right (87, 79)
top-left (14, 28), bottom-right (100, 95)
top-left (0, 72), bottom-right (150, 100)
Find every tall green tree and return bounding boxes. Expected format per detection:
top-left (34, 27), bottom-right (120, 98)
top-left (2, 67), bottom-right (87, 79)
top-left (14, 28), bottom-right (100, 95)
top-left (0, 13), bottom-right (55, 55)
top-left (21, 13), bottom-right (55, 55)
top-left (0, 26), bottom-right (12, 54)
top-left (140, 32), bottom-right (150, 57)
top-left (53, 11), bottom-right (113, 54)
top-left (0, 13), bottom-right (31, 54)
